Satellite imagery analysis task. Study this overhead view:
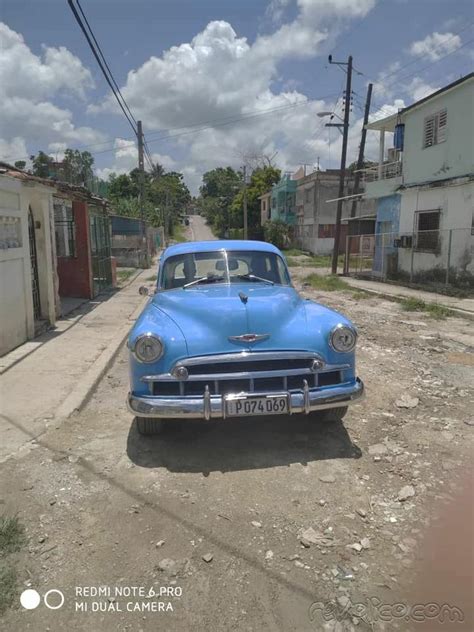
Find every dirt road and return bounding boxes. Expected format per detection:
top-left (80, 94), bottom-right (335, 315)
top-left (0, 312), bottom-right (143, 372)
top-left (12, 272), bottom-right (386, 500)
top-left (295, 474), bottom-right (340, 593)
top-left (1, 266), bottom-right (473, 631)
top-left (188, 214), bottom-right (217, 241)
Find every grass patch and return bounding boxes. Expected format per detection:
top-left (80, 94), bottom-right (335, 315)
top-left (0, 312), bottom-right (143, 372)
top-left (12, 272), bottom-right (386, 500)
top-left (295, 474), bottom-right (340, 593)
top-left (146, 274), bottom-right (157, 281)
top-left (117, 269), bottom-right (136, 283)
top-left (287, 254), bottom-right (343, 268)
top-left (287, 257), bottom-right (309, 267)
top-left (304, 274), bottom-right (351, 291)
top-left (0, 515), bottom-right (24, 555)
top-left (0, 564), bottom-right (17, 614)
top-left (0, 515), bottom-right (25, 615)
top-left (352, 291), bottom-right (371, 300)
top-left (400, 297), bottom-right (451, 319)
top-left (283, 248), bottom-right (306, 257)
top-left (172, 223), bottom-right (187, 243)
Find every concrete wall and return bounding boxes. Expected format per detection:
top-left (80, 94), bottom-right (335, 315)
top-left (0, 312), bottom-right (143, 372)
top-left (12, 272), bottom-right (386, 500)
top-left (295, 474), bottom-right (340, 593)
top-left (403, 78), bottom-right (474, 186)
top-left (0, 175), bottom-right (58, 356)
top-left (398, 180), bottom-right (474, 274)
top-left (0, 177), bottom-right (31, 355)
top-left (294, 172), bottom-right (370, 255)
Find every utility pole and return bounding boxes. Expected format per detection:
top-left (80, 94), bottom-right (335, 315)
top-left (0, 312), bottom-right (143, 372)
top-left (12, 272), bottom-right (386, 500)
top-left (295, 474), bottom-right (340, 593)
top-left (137, 120), bottom-right (148, 266)
top-left (328, 55), bottom-right (353, 274)
top-left (350, 82), bottom-right (372, 218)
top-left (243, 165), bottom-right (248, 240)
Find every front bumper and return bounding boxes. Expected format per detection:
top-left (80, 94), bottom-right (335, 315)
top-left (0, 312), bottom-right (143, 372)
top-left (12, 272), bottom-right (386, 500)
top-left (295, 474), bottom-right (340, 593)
top-left (127, 378), bottom-right (364, 420)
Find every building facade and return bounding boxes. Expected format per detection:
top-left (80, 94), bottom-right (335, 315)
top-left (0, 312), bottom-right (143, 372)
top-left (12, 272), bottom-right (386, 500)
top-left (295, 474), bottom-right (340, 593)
top-left (0, 164), bottom-right (116, 357)
top-left (259, 191), bottom-right (271, 225)
top-left (0, 168), bottom-right (59, 356)
top-left (364, 73), bottom-right (474, 281)
top-left (293, 169), bottom-right (375, 255)
top-left (270, 175), bottom-right (298, 225)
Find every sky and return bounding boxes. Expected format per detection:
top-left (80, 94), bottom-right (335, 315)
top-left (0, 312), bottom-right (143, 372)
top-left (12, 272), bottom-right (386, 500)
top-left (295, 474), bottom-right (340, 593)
top-left (0, 0), bottom-right (473, 193)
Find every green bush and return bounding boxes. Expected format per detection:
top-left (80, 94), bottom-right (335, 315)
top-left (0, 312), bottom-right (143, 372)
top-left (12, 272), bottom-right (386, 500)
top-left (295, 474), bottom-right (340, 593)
top-left (263, 220), bottom-right (291, 250)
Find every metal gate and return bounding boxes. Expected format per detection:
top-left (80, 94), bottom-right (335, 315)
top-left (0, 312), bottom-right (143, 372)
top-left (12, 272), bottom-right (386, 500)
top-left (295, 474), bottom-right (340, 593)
top-left (28, 207), bottom-right (41, 320)
top-left (89, 206), bottom-right (112, 296)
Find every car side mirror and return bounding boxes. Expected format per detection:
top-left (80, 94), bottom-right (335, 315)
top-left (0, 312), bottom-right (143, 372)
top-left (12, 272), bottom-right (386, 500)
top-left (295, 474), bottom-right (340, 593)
top-left (138, 286), bottom-right (149, 296)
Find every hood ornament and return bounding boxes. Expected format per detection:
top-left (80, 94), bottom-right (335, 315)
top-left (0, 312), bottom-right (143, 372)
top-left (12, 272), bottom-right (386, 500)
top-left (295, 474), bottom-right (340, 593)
top-left (228, 333), bottom-right (270, 344)
top-left (238, 291), bottom-right (248, 304)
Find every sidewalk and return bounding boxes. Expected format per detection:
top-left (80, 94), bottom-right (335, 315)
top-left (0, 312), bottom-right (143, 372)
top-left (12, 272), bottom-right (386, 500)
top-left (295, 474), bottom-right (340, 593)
top-left (342, 276), bottom-right (474, 319)
top-left (0, 268), bottom-right (152, 463)
top-left (296, 262), bottom-right (474, 319)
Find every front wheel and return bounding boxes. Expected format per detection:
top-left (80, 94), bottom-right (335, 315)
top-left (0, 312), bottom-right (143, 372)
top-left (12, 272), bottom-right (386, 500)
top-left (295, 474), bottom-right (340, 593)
top-left (136, 417), bottom-right (167, 436)
top-left (316, 407), bottom-right (349, 423)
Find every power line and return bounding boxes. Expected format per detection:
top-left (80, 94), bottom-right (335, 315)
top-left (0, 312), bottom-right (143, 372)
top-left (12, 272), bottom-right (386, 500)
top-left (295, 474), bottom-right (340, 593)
top-left (5, 94), bottom-right (338, 165)
top-left (67, 0), bottom-right (137, 136)
top-left (382, 36), bottom-right (474, 89)
top-left (371, 21), bottom-right (474, 87)
top-left (75, 0), bottom-right (137, 128)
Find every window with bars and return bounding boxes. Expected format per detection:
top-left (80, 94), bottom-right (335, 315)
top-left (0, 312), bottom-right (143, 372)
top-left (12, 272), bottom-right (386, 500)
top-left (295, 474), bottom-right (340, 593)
top-left (423, 109), bottom-right (447, 148)
top-left (415, 210), bottom-right (440, 251)
top-left (54, 199), bottom-right (76, 257)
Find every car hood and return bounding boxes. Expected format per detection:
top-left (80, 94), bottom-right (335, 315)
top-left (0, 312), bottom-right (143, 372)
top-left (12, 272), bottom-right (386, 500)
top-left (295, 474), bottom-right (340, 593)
top-left (152, 284), bottom-right (312, 356)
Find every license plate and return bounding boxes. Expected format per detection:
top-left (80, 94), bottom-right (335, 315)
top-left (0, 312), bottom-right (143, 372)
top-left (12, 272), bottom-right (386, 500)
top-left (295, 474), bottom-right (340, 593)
top-left (226, 395), bottom-right (288, 417)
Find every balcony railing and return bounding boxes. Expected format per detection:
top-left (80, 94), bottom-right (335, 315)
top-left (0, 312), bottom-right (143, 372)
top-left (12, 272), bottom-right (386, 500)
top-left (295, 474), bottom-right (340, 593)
top-left (363, 161), bottom-right (402, 183)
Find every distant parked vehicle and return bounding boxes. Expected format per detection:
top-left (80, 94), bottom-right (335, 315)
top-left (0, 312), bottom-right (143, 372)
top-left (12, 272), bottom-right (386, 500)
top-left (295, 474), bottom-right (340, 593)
top-left (128, 240), bottom-right (364, 435)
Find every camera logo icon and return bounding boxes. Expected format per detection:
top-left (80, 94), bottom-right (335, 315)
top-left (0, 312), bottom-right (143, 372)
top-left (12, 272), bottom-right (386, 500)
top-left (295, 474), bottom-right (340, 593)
top-left (20, 588), bottom-right (65, 610)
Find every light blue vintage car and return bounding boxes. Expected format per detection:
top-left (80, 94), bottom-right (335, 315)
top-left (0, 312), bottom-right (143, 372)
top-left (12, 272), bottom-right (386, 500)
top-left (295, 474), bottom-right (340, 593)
top-left (127, 240), bottom-right (364, 435)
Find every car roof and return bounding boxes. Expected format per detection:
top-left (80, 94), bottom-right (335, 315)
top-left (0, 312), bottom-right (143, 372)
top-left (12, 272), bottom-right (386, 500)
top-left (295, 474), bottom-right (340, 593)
top-left (162, 240), bottom-right (282, 259)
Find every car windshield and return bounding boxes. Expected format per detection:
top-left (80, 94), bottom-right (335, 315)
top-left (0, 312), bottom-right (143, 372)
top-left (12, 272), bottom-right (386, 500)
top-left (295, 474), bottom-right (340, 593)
top-left (160, 250), bottom-right (290, 290)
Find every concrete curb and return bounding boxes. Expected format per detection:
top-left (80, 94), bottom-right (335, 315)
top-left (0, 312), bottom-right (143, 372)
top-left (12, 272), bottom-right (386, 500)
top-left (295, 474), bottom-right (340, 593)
top-left (55, 296), bottom-right (148, 420)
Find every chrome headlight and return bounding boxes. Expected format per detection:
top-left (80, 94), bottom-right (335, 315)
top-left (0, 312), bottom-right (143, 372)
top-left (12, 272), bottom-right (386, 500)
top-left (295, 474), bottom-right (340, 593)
top-left (330, 324), bottom-right (357, 353)
top-left (133, 333), bottom-right (164, 363)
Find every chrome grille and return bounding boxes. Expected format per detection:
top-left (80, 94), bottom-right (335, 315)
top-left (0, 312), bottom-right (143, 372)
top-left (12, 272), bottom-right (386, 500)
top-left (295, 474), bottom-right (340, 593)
top-left (145, 352), bottom-right (346, 397)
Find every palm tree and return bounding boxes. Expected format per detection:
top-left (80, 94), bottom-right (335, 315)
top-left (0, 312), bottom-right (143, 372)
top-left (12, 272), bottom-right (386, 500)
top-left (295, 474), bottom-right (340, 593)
top-left (150, 163), bottom-right (165, 180)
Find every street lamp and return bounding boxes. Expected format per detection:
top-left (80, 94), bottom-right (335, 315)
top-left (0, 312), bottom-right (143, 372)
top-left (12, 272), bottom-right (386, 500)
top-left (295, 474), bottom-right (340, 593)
top-left (317, 111), bottom-right (344, 134)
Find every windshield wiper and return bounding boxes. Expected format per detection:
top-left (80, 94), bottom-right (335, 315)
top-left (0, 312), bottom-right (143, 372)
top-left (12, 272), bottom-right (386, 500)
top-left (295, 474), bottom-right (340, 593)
top-left (183, 274), bottom-right (225, 288)
top-left (235, 273), bottom-right (274, 286)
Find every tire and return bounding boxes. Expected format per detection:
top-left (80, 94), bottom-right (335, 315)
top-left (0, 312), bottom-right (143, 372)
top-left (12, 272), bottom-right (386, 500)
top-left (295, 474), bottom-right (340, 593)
top-left (136, 417), bottom-right (166, 436)
top-left (317, 406), bottom-right (349, 423)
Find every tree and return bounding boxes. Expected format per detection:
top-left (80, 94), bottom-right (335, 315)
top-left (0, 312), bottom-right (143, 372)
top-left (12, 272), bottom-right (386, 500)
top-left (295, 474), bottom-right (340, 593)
top-left (198, 167), bottom-right (241, 234)
top-left (106, 166), bottom-right (191, 232)
top-left (14, 160), bottom-right (26, 170)
top-left (263, 220), bottom-right (291, 249)
top-left (150, 163), bottom-right (165, 180)
top-left (348, 159), bottom-right (377, 172)
top-left (229, 165), bottom-right (280, 231)
top-left (108, 173), bottom-right (140, 200)
top-left (149, 172), bottom-right (191, 232)
top-left (62, 149), bottom-right (94, 185)
top-left (31, 151), bottom-right (54, 178)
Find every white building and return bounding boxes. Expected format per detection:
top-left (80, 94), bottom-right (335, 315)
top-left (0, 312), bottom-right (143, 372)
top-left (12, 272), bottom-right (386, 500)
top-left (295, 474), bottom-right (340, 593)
top-left (0, 166), bottom-right (59, 357)
top-left (364, 73), bottom-right (474, 282)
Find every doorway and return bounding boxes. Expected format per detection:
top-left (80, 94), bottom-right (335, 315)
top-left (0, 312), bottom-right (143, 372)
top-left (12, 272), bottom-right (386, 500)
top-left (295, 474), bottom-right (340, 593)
top-left (28, 206), bottom-right (41, 321)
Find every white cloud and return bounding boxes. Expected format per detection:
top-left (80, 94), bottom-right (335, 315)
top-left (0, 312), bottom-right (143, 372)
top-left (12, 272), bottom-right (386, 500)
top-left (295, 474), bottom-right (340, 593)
top-left (0, 137), bottom-right (28, 164)
top-left (406, 77), bottom-right (439, 102)
top-left (409, 31), bottom-right (461, 62)
top-left (0, 22), bottom-right (103, 163)
top-left (95, 137), bottom-right (176, 181)
top-left (265, 0), bottom-right (291, 23)
top-left (0, 22), bottom-right (93, 101)
top-left (90, 0), bottom-right (378, 192)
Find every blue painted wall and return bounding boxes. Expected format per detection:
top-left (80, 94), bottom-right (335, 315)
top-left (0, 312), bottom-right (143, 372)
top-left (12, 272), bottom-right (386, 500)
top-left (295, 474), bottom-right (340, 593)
top-left (373, 194), bottom-right (401, 273)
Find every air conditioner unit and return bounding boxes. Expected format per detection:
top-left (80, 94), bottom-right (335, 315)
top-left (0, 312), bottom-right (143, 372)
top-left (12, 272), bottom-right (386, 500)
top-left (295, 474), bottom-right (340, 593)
top-left (387, 148), bottom-right (400, 162)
